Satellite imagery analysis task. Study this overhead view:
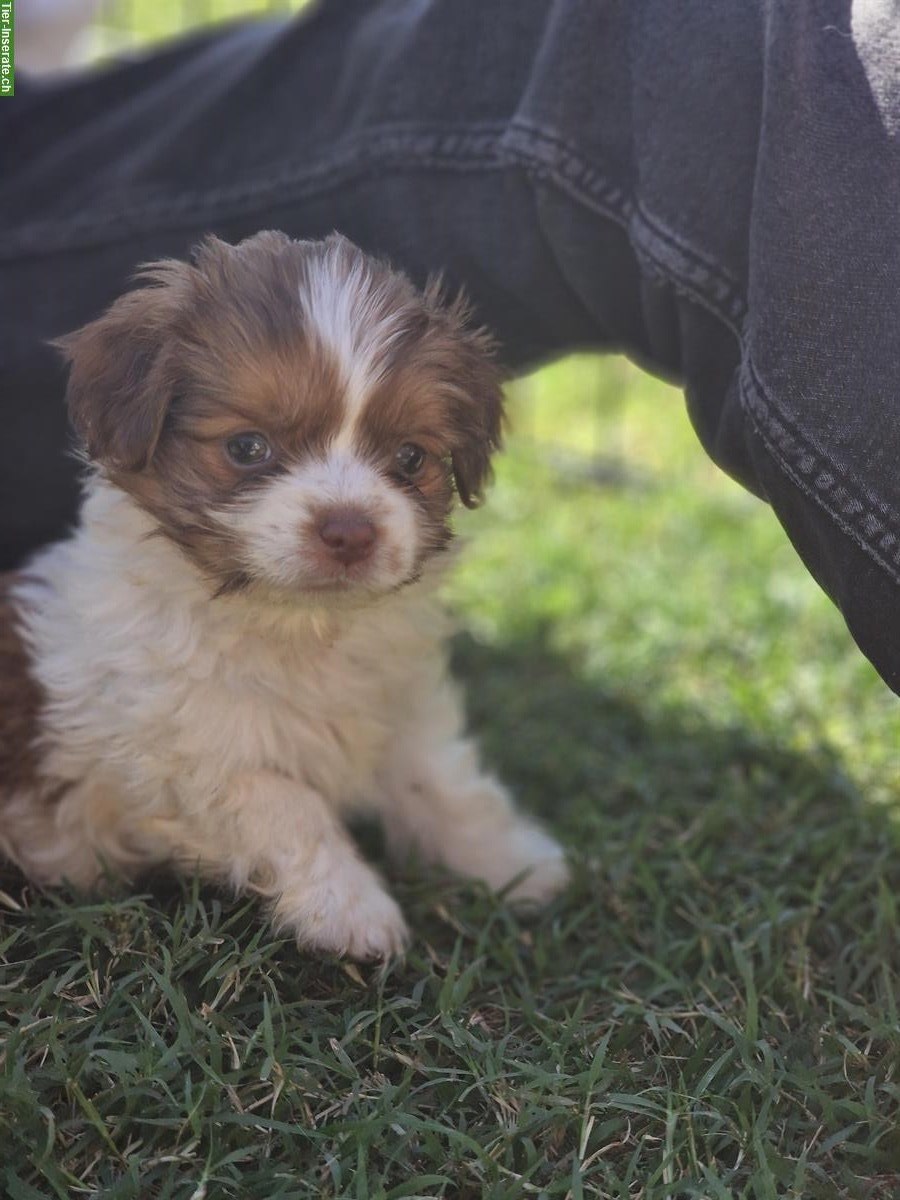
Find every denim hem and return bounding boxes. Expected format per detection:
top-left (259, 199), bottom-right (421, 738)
top-left (740, 357), bottom-right (900, 584)
top-left (629, 202), bottom-right (747, 333)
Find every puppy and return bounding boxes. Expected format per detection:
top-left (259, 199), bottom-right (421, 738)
top-left (0, 232), bottom-right (568, 959)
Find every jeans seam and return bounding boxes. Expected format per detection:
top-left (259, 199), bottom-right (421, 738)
top-left (743, 354), bottom-right (900, 524)
top-left (630, 202), bottom-right (747, 330)
top-left (740, 356), bottom-right (900, 582)
top-left (502, 120), bottom-right (633, 224)
top-left (634, 199), bottom-right (742, 287)
top-left (629, 223), bottom-right (746, 338)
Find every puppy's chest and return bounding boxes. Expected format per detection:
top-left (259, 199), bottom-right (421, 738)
top-left (133, 617), bottom-right (428, 798)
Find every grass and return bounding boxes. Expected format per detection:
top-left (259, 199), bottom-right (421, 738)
top-left (87, 0), bottom-right (306, 60)
top-left (2, 355), bottom-right (900, 1198)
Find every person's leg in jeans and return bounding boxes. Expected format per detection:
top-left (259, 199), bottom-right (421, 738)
top-left (3, 0), bottom-right (899, 691)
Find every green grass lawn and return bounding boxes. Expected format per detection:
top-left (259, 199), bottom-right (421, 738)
top-left (2, 355), bottom-right (899, 1198)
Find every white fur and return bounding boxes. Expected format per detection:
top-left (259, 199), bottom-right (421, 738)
top-left (298, 246), bottom-right (411, 450)
top-left (4, 480), bottom-right (568, 958)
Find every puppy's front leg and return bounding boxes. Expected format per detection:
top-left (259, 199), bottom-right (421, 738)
top-left (178, 770), bottom-right (408, 960)
top-left (376, 684), bottom-right (570, 906)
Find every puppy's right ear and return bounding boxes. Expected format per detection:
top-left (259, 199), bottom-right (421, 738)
top-left (54, 262), bottom-right (188, 471)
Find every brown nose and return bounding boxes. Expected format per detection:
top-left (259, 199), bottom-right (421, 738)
top-left (318, 512), bottom-right (377, 565)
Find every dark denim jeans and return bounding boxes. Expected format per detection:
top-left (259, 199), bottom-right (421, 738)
top-left (3, 1), bottom-right (900, 692)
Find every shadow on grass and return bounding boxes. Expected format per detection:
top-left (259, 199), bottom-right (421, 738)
top-left (451, 627), bottom-right (900, 987)
top-left (452, 625), bottom-right (884, 831)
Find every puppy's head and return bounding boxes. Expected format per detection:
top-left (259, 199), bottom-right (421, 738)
top-left (57, 232), bottom-right (504, 600)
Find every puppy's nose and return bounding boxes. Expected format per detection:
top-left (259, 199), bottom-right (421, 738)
top-left (318, 512), bottom-right (377, 565)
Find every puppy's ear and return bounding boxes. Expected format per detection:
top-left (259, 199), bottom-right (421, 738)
top-left (54, 261), bottom-right (190, 471)
top-left (426, 283), bottom-right (506, 508)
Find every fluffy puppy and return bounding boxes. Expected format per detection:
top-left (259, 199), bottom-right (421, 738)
top-left (0, 231), bottom-right (568, 959)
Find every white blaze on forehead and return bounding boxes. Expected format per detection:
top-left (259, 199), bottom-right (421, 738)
top-left (298, 246), bottom-right (410, 450)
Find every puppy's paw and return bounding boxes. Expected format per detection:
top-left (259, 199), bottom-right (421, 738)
top-left (335, 883), bottom-right (410, 962)
top-left (485, 821), bottom-right (571, 909)
top-left (280, 861), bottom-right (409, 962)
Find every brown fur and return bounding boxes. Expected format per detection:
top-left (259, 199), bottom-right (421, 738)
top-left (56, 231), bottom-right (506, 590)
top-left (0, 574), bottom-right (45, 792)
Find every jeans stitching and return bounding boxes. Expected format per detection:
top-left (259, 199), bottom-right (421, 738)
top-left (633, 199), bottom-right (743, 289)
top-left (739, 355), bottom-right (900, 580)
top-left (502, 121), bottom-right (633, 222)
top-left (628, 213), bottom-right (747, 334)
top-left (741, 354), bottom-right (900, 534)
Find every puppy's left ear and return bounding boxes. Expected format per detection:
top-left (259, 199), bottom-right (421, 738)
top-left (427, 285), bottom-right (506, 508)
top-left (54, 260), bottom-right (190, 471)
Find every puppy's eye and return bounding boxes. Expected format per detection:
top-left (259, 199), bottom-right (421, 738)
top-left (395, 442), bottom-right (426, 478)
top-left (226, 432), bottom-right (271, 467)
